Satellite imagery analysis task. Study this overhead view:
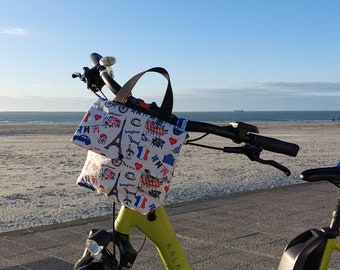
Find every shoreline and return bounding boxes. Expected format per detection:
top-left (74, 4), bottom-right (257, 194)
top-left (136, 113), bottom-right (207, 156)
top-left (0, 120), bottom-right (338, 134)
top-left (1, 121), bottom-right (340, 232)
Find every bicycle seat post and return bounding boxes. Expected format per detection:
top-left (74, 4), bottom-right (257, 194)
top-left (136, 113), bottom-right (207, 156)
top-left (324, 188), bottom-right (340, 238)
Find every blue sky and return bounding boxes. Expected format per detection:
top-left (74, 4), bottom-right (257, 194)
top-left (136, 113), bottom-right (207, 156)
top-left (1, 1), bottom-right (340, 112)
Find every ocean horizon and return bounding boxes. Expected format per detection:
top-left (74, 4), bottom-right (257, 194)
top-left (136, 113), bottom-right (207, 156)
top-left (1, 110), bottom-right (340, 125)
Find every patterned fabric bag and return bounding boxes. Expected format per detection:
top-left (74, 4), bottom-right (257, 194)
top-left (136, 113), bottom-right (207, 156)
top-left (71, 68), bottom-right (188, 214)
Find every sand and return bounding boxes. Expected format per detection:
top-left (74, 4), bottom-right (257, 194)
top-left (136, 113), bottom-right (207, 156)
top-left (1, 121), bottom-right (340, 232)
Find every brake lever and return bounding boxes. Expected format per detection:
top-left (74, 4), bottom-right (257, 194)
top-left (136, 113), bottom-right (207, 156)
top-left (255, 156), bottom-right (291, 176)
top-left (83, 66), bottom-right (105, 93)
top-left (223, 145), bottom-right (291, 176)
top-left (72, 67), bottom-right (95, 87)
top-left (72, 65), bottom-right (109, 99)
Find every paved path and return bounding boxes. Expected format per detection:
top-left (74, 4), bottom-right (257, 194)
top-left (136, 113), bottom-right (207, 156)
top-left (0, 181), bottom-right (339, 269)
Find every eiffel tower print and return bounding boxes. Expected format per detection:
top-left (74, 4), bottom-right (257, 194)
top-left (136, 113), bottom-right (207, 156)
top-left (104, 119), bottom-right (127, 159)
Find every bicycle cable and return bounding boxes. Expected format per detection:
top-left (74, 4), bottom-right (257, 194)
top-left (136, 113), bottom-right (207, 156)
top-left (93, 89), bottom-right (108, 100)
top-left (186, 141), bottom-right (224, 151)
top-left (186, 133), bottom-right (224, 151)
top-left (136, 237), bottom-right (147, 254)
top-left (186, 133), bottom-right (209, 143)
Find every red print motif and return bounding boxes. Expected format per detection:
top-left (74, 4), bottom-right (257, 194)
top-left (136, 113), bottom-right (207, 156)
top-left (95, 114), bottom-right (102, 120)
top-left (135, 162), bottom-right (143, 170)
top-left (84, 112), bottom-right (91, 122)
top-left (169, 137), bottom-right (177, 145)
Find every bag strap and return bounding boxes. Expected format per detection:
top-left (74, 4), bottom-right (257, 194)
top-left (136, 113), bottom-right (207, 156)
top-left (114, 67), bottom-right (173, 121)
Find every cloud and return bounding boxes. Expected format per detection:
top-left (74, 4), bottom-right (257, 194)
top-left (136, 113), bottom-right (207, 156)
top-left (31, 83), bottom-right (53, 89)
top-left (182, 81), bottom-right (340, 97)
top-left (173, 81), bottom-right (340, 111)
top-left (2, 28), bottom-right (29, 36)
top-left (249, 81), bottom-right (340, 94)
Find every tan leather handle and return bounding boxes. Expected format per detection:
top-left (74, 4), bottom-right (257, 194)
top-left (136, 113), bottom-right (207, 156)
top-left (114, 67), bottom-right (173, 121)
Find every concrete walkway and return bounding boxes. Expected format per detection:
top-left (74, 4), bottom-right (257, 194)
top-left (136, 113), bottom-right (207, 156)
top-left (1, 181), bottom-right (339, 269)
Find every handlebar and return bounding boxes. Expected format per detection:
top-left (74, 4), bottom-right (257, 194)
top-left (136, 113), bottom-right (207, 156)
top-left (72, 53), bottom-right (300, 175)
top-left (72, 53), bottom-right (121, 95)
top-left (185, 120), bottom-right (299, 157)
top-left (92, 53), bottom-right (121, 95)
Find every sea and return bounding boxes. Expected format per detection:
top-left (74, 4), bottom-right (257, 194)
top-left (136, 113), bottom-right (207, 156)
top-left (0, 110), bottom-right (340, 125)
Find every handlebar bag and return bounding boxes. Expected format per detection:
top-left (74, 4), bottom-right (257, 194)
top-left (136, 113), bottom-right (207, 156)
top-left (71, 68), bottom-right (188, 214)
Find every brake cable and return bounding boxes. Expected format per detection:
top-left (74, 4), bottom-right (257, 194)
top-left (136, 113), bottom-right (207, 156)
top-left (186, 133), bottom-right (224, 151)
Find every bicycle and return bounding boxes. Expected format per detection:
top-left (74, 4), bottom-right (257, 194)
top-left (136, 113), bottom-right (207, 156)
top-left (278, 164), bottom-right (340, 270)
top-left (72, 53), bottom-right (299, 270)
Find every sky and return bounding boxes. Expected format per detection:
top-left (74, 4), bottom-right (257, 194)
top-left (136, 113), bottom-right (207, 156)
top-left (1, 0), bottom-right (340, 112)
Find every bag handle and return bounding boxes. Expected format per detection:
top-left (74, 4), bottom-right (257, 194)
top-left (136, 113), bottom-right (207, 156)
top-left (114, 67), bottom-right (173, 121)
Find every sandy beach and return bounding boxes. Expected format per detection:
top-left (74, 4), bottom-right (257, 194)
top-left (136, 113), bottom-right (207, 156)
top-left (1, 121), bottom-right (340, 232)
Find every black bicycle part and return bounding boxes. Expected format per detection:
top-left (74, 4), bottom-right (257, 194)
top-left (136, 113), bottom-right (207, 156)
top-left (115, 232), bottom-right (138, 268)
top-left (90, 53), bottom-right (102, 66)
top-left (90, 53), bottom-right (121, 95)
top-left (185, 121), bottom-right (299, 157)
top-left (74, 228), bottom-right (138, 270)
top-left (301, 165), bottom-right (340, 235)
top-left (279, 165), bottom-right (340, 269)
top-left (301, 166), bottom-right (340, 188)
top-left (72, 53), bottom-right (121, 96)
top-left (278, 228), bottom-right (327, 270)
top-left (74, 253), bottom-right (117, 270)
top-left (224, 145), bottom-right (291, 176)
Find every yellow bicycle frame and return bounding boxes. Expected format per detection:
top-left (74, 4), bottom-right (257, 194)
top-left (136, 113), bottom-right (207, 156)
top-left (115, 205), bottom-right (192, 270)
top-left (319, 237), bottom-right (340, 269)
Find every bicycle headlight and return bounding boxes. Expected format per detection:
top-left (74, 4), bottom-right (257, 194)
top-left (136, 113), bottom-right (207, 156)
top-left (86, 239), bottom-right (103, 261)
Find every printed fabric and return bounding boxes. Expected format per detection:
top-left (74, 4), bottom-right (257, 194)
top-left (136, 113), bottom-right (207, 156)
top-left (72, 98), bottom-right (188, 214)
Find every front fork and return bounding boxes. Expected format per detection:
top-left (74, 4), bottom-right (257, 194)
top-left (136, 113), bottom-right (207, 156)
top-left (115, 205), bottom-right (191, 270)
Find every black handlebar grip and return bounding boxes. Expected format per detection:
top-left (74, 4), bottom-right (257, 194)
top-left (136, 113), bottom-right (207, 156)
top-left (90, 53), bottom-right (103, 67)
top-left (250, 133), bottom-right (299, 157)
top-left (89, 53), bottom-right (122, 95)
